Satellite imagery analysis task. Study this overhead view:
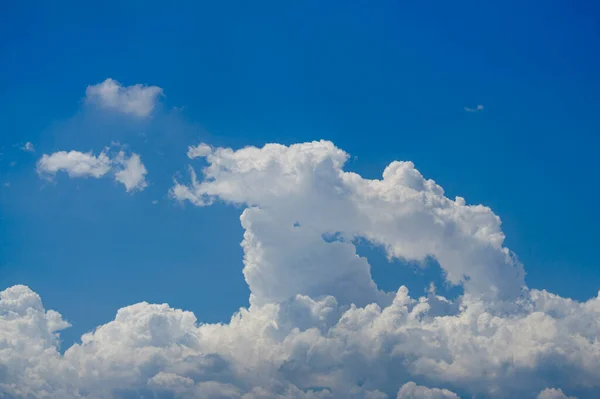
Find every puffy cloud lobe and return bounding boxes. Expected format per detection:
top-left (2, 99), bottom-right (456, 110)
top-left (187, 142), bottom-right (213, 159)
top-left (3, 283), bottom-right (599, 398)
top-left (85, 78), bottom-right (163, 118)
top-left (4, 140), bottom-right (600, 398)
top-left (37, 149), bottom-right (148, 192)
top-left (537, 388), bottom-right (577, 399)
top-left (37, 150), bottom-right (112, 178)
top-left (114, 152), bottom-right (148, 192)
top-left (396, 382), bottom-right (459, 399)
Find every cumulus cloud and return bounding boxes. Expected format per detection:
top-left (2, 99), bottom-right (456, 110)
top-left (464, 104), bottom-right (484, 112)
top-left (37, 150), bottom-right (112, 178)
top-left (20, 141), bottom-right (35, 152)
top-left (3, 140), bottom-right (600, 398)
top-left (85, 78), bottom-right (163, 118)
top-left (114, 152), bottom-right (148, 192)
top-left (37, 148), bottom-right (147, 192)
top-left (396, 382), bottom-right (459, 399)
top-left (172, 141), bottom-right (524, 304)
top-left (537, 388), bottom-right (577, 399)
top-left (187, 142), bottom-right (213, 159)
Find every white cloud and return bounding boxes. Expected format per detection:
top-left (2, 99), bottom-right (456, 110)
top-left (172, 141), bottom-right (524, 304)
top-left (464, 104), bottom-right (484, 112)
top-left (396, 382), bottom-right (459, 399)
top-left (21, 142), bottom-right (35, 153)
top-left (37, 148), bottom-right (147, 192)
top-left (4, 140), bottom-right (600, 398)
top-left (114, 152), bottom-right (148, 192)
top-left (85, 78), bottom-right (163, 118)
top-left (537, 388), bottom-right (577, 399)
top-left (187, 142), bottom-right (213, 159)
top-left (37, 150), bottom-right (112, 178)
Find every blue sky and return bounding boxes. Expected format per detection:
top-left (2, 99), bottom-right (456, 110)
top-left (1, 3), bottom-right (600, 397)
top-left (2, 0), bottom-right (599, 343)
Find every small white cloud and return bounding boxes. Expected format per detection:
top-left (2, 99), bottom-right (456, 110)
top-left (37, 148), bottom-right (147, 193)
top-left (3, 182), bottom-right (9, 188)
top-left (85, 78), bottom-right (163, 118)
top-left (397, 382), bottom-right (460, 399)
top-left (114, 152), bottom-right (148, 192)
top-left (187, 143), bottom-right (212, 159)
top-left (538, 388), bottom-right (577, 399)
top-left (21, 142), bottom-right (35, 153)
top-left (152, 200), bottom-right (159, 205)
top-left (464, 104), bottom-right (484, 112)
top-left (37, 150), bottom-right (111, 178)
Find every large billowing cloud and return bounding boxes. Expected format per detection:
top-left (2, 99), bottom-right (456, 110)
top-left (37, 148), bottom-right (147, 192)
top-left (85, 78), bottom-right (163, 118)
top-left (3, 140), bottom-right (599, 398)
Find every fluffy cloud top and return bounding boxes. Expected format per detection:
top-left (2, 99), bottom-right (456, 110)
top-left (85, 78), bottom-right (163, 118)
top-left (537, 388), bottom-right (577, 399)
top-left (172, 141), bottom-right (524, 304)
top-left (3, 140), bottom-right (598, 398)
top-left (37, 148), bottom-right (147, 192)
top-left (187, 142), bottom-right (213, 159)
top-left (396, 382), bottom-right (459, 399)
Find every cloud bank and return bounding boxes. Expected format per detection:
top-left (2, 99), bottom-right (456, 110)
top-left (85, 78), bottom-right (163, 118)
top-left (3, 140), bottom-right (599, 398)
top-left (37, 148), bottom-right (147, 192)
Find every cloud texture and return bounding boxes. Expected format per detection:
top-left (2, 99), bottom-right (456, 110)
top-left (3, 141), bottom-right (599, 398)
top-left (85, 78), bottom-right (163, 118)
top-left (37, 149), bottom-right (147, 192)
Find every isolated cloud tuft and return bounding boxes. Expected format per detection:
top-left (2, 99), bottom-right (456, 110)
top-left (37, 150), bottom-right (112, 178)
top-left (85, 78), bottom-right (163, 117)
top-left (114, 152), bottom-right (148, 192)
top-left (21, 142), bottom-right (35, 152)
top-left (37, 148), bottom-right (147, 192)
top-left (464, 104), bottom-right (484, 112)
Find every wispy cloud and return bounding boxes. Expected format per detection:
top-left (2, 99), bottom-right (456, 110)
top-left (464, 104), bottom-right (484, 112)
top-left (20, 142), bottom-right (35, 153)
